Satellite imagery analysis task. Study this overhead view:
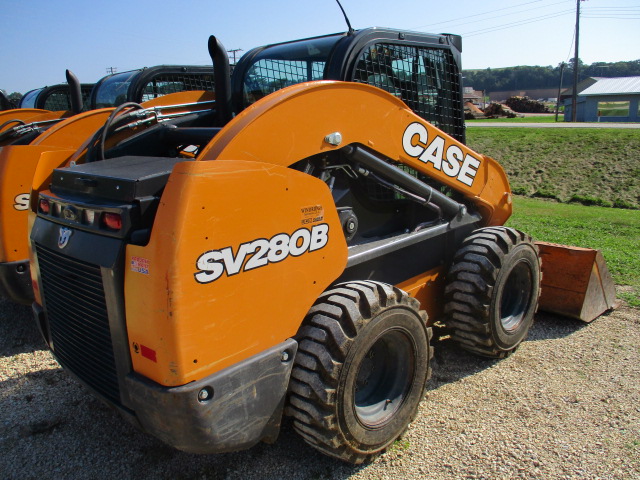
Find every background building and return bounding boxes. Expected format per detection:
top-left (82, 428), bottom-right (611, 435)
top-left (563, 77), bottom-right (640, 122)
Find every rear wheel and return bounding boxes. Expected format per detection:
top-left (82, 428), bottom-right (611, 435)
top-left (285, 281), bottom-right (432, 464)
top-left (444, 227), bottom-right (541, 358)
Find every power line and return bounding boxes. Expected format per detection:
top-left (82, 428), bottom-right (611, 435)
top-left (463, 10), bottom-right (574, 37)
top-left (412, 0), bottom-right (572, 30)
top-left (565, 26), bottom-right (577, 63)
top-left (417, 1), bottom-right (571, 31)
top-left (582, 15), bottom-right (640, 19)
top-left (583, 6), bottom-right (640, 10)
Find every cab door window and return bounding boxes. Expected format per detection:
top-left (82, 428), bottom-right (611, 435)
top-left (353, 43), bottom-right (463, 141)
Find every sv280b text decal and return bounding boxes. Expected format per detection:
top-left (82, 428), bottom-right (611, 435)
top-left (194, 223), bottom-right (329, 284)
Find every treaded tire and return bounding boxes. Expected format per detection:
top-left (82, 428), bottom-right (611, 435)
top-left (285, 281), bottom-right (433, 464)
top-left (444, 227), bottom-right (541, 358)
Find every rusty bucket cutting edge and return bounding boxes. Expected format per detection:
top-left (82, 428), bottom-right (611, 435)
top-left (536, 242), bottom-right (618, 323)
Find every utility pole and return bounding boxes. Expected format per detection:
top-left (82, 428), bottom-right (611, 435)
top-left (106, 67), bottom-right (117, 75)
top-left (571, 0), bottom-right (586, 122)
top-left (555, 62), bottom-right (565, 122)
top-left (227, 49), bottom-right (243, 64)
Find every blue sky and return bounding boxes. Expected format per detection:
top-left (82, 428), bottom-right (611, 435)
top-left (2, 0), bottom-right (639, 94)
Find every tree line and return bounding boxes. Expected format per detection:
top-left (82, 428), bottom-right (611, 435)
top-left (462, 59), bottom-right (640, 92)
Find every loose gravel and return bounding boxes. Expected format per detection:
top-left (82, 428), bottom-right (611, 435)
top-left (2, 296), bottom-right (639, 480)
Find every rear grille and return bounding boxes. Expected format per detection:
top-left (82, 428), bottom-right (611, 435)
top-left (36, 244), bottom-right (121, 405)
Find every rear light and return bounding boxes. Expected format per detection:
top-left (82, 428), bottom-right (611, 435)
top-left (39, 198), bottom-right (50, 214)
top-left (102, 212), bottom-right (122, 231)
top-left (83, 209), bottom-right (96, 225)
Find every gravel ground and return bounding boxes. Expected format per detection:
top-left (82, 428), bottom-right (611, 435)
top-left (2, 296), bottom-right (639, 480)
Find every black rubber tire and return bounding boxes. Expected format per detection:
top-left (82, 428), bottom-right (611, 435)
top-left (444, 227), bottom-right (541, 358)
top-left (285, 281), bottom-right (433, 464)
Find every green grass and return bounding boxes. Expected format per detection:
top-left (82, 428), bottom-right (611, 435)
top-left (467, 115), bottom-right (561, 123)
top-left (391, 438), bottom-right (411, 451)
top-left (466, 128), bottom-right (640, 209)
top-left (507, 197), bottom-right (640, 307)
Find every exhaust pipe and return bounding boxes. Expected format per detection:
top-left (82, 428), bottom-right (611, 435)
top-left (65, 69), bottom-right (83, 114)
top-left (208, 35), bottom-right (233, 125)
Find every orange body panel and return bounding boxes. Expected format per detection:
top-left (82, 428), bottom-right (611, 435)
top-left (0, 110), bottom-right (68, 144)
top-left (31, 108), bottom-right (114, 148)
top-left (138, 90), bottom-right (215, 108)
top-left (125, 160), bottom-right (347, 386)
top-left (0, 110), bottom-right (114, 263)
top-left (395, 266), bottom-right (446, 324)
top-left (0, 109), bottom-right (60, 133)
top-left (0, 146), bottom-right (68, 260)
top-left (199, 81), bottom-right (512, 226)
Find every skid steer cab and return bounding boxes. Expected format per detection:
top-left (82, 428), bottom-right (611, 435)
top-left (29, 27), bottom-right (612, 464)
top-left (0, 71), bottom-right (93, 146)
top-left (1, 65), bottom-right (215, 147)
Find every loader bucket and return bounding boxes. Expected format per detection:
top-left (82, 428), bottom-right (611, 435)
top-left (536, 242), bottom-right (617, 322)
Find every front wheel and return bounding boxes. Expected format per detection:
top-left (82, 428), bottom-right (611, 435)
top-left (285, 281), bottom-right (432, 464)
top-left (444, 227), bottom-right (541, 358)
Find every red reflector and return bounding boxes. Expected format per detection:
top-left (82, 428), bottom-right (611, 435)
top-left (140, 345), bottom-right (157, 362)
top-left (102, 212), bottom-right (122, 230)
top-left (39, 198), bottom-right (50, 214)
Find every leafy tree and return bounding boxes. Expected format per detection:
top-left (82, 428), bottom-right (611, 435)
top-left (463, 59), bottom-right (640, 92)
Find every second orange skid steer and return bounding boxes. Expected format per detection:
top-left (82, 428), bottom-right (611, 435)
top-left (0, 64), bottom-right (217, 303)
top-left (0, 89), bottom-right (215, 303)
top-left (29, 28), bottom-right (616, 464)
top-left (0, 70), bottom-right (91, 144)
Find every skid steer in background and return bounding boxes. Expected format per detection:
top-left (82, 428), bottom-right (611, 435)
top-left (1, 66), bottom-right (215, 146)
top-left (0, 70), bottom-right (91, 142)
top-left (29, 28), bottom-right (615, 463)
top-left (18, 79), bottom-right (94, 111)
top-left (0, 66), bottom-right (217, 304)
top-left (0, 91), bottom-right (216, 304)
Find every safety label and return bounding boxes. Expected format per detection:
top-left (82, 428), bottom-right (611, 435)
top-left (131, 256), bottom-right (150, 275)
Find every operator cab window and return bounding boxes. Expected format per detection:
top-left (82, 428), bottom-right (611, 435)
top-left (93, 70), bottom-right (139, 108)
top-left (139, 74), bottom-right (214, 102)
top-left (353, 43), bottom-right (461, 139)
top-left (242, 35), bottom-right (341, 106)
top-left (20, 88), bottom-right (42, 109)
top-left (43, 90), bottom-right (71, 111)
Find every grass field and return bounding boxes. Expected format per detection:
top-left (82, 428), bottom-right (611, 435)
top-left (466, 127), bottom-right (640, 209)
top-left (466, 126), bottom-right (640, 305)
top-left (507, 191), bottom-right (640, 307)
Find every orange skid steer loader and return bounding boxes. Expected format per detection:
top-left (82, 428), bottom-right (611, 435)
top-left (0, 70), bottom-right (92, 145)
top-left (0, 66), bottom-right (214, 147)
top-left (29, 29), bottom-right (615, 463)
top-left (0, 66), bottom-right (217, 303)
